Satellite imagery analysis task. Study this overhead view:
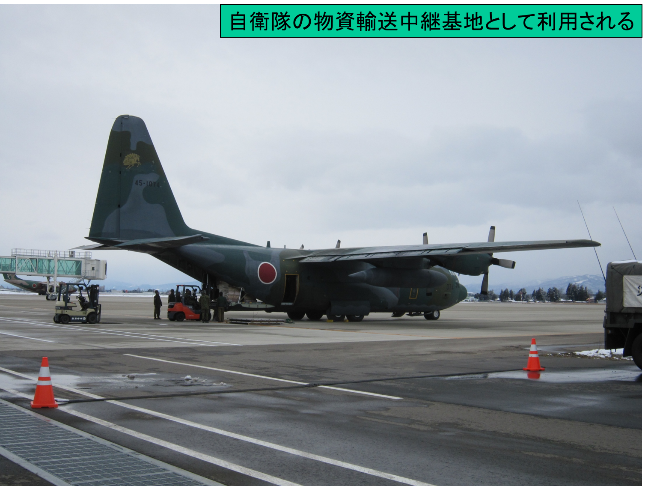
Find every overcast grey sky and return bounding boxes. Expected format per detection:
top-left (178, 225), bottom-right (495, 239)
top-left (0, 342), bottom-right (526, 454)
top-left (0, 5), bottom-right (641, 288)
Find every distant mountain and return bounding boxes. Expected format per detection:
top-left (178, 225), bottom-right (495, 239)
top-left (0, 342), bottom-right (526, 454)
top-left (464, 274), bottom-right (606, 294)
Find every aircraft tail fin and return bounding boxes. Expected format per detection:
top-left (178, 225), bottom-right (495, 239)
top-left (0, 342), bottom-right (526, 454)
top-left (89, 115), bottom-right (192, 242)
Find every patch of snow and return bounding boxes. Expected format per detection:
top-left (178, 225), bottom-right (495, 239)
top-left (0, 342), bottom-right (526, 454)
top-left (575, 348), bottom-right (632, 360)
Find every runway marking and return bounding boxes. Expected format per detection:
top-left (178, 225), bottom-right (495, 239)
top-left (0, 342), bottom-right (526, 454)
top-left (0, 368), bottom-right (431, 486)
top-left (0, 318), bottom-right (240, 347)
top-left (0, 389), bottom-right (299, 486)
top-left (0, 331), bottom-right (55, 343)
top-left (124, 354), bottom-right (402, 400)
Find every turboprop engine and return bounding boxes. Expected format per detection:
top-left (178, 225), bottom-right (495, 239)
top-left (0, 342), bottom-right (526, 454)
top-left (347, 267), bottom-right (448, 288)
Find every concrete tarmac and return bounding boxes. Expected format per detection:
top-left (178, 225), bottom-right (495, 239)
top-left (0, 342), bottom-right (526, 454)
top-left (0, 294), bottom-right (641, 485)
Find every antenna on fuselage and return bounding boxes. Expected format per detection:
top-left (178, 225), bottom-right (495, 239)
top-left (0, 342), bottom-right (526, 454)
top-left (266, 241), bottom-right (271, 248)
top-left (300, 244), bottom-right (304, 250)
top-left (336, 240), bottom-right (341, 248)
top-left (423, 232), bottom-right (428, 245)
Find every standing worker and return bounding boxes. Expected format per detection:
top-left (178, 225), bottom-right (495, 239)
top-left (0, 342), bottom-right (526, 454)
top-left (216, 291), bottom-right (228, 323)
top-left (168, 289), bottom-right (175, 304)
top-left (153, 290), bottom-right (162, 320)
top-left (199, 290), bottom-right (211, 323)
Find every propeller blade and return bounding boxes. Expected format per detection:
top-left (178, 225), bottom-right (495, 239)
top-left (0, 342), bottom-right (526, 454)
top-left (423, 232), bottom-right (428, 245)
top-left (487, 225), bottom-right (495, 243)
top-left (481, 271), bottom-right (489, 295)
top-left (493, 258), bottom-right (516, 269)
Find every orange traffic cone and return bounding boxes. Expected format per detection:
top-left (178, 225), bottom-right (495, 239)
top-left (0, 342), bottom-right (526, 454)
top-left (31, 357), bottom-right (58, 409)
top-left (523, 338), bottom-right (545, 371)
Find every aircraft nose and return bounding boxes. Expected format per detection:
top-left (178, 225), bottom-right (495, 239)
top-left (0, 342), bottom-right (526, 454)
top-left (458, 284), bottom-right (468, 302)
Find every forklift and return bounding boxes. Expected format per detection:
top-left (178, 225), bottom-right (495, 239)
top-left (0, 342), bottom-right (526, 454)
top-left (167, 284), bottom-right (203, 321)
top-left (54, 282), bottom-right (101, 324)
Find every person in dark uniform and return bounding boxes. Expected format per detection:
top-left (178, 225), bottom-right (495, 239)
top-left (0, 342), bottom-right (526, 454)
top-left (168, 289), bottom-right (176, 304)
top-left (216, 291), bottom-right (228, 322)
top-left (199, 291), bottom-right (211, 323)
top-left (153, 290), bottom-right (162, 320)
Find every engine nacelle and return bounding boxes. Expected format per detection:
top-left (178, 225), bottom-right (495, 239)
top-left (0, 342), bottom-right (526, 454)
top-left (433, 254), bottom-right (492, 276)
top-left (348, 267), bottom-right (448, 288)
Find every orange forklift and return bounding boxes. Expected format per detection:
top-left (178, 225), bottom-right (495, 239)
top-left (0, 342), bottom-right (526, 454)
top-left (167, 284), bottom-right (203, 321)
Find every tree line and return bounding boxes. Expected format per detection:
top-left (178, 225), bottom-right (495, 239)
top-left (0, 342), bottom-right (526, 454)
top-left (479, 284), bottom-right (605, 302)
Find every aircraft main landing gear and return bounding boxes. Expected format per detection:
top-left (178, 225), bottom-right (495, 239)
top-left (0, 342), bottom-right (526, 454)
top-left (306, 311), bottom-right (324, 321)
top-left (424, 310), bottom-right (440, 321)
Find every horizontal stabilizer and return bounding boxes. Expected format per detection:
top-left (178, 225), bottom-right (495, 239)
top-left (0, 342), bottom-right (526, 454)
top-left (84, 234), bottom-right (208, 253)
top-left (73, 243), bottom-right (121, 251)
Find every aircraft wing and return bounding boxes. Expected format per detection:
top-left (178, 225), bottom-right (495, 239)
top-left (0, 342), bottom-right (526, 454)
top-left (294, 239), bottom-right (600, 263)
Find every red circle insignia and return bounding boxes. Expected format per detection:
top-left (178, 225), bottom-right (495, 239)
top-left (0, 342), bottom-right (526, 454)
top-left (258, 262), bottom-right (277, 284)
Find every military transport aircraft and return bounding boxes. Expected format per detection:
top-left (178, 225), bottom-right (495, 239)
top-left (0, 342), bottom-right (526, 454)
top-left (2, 274), bottom-right (78, 300)
top-left (2, 273), bottom-right (48, 295)
top-left (79, 115), bottom-right (599, 322)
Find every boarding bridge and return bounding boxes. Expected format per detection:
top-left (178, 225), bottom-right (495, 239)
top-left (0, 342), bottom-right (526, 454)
top-left (0, 249), bottom-right (107, 299)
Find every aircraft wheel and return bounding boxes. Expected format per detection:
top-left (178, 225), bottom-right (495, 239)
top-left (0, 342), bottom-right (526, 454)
top-left (87, 313), bottom-right (97, 324)
top-left (391, 312), bottom-right (405, 318)
top-left (306, 311), bottom-right (324, 321)
top-left (632, 333), bottom-right (641, 369)
top-left (287, 311), bottom-right (305, 321)
top-left (346, 315), bottom-right (364, 322)
top-left (59, 314), bottom-right (70, 324)
top-left (327, 314), bottom-right (345, 322)
top-left (175, 313), bottom-right (185, 322)
top-left (424, 310), bottom-right (440, 321)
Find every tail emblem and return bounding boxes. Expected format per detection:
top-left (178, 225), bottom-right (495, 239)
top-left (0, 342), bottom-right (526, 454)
top-left (123, 153), bottom-right (141, 169)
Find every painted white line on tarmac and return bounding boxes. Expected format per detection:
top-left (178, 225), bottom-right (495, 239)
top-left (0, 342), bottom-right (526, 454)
top-left (0, 388), bottom-right (300, 486)
top-left (0, 318), bottom-right (239, 346)
top-left (0, 331), bottom-right (55, 343)
top-left (124, 354), bottom-right (402, 400)
top-left (0, 368), bottom-right (429, 486)
top-left (125, 354), bottom-right (306, 384)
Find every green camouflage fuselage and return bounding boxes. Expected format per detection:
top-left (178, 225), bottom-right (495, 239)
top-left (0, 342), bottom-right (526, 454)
top-left (155, 243), bottom-right (467, 314)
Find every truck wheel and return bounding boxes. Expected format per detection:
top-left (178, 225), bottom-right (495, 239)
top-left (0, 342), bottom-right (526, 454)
top-left (87, 313), bottom-right (97, 324)
top-left (287, 311), bottom-right (305, 321)
top-left (175, 313), bottom-right (185, 322)
top-left (424, 310), bottom-right (440, 320)
top-left (53, 315), bottom-right (59, 323)
top-left (167, 313), bottom-right (175, 321)
top-left (632, 333), bottom-right (641, 369)
top-left (59, 314), bottom-right (70, 324)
